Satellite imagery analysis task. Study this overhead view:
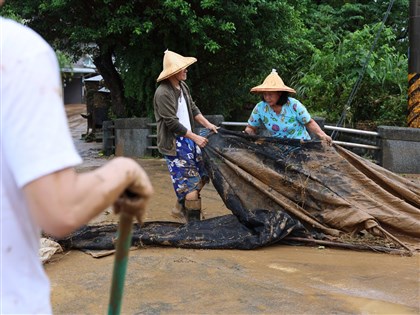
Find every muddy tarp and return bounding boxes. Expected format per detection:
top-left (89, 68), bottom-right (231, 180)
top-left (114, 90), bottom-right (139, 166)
top-left (57, 212), bottom-right (307, 251)
top-left (202, 129), bottom-right (420, 251)
top-left (57, 129), bottom-right (420, 253)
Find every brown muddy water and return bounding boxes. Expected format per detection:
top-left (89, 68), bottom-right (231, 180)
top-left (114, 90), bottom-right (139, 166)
top-left (44, 104), bottom-right (420, 314)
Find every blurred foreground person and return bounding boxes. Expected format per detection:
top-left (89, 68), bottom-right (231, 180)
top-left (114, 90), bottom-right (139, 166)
top-left (245, 69), bottom-right (332, 145)
top-left (153, 50), bottom-right (218, 222)
top-left (0, 12), bottom-right (153, 314)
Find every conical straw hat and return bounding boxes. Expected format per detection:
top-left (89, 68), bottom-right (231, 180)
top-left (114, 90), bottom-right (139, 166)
top-left (156, 50), bottom-right (197, 82)
top-left (250, 69), bottom-right (296, 93)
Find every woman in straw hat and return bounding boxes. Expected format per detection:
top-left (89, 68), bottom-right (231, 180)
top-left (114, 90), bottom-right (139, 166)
top-left (244, 69), bottom-right (332, 145)
top-left (154, 50), bottom-right (218, 222)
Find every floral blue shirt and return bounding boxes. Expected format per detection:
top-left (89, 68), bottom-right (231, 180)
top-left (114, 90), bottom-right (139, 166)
top-left (247, 97), bottom-right (312, 140)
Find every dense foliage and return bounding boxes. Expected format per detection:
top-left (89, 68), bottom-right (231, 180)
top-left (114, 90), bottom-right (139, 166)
top-left (293, 0), bottom-right (409, 126)
top-left (2, 0), bottom-right (410, 126)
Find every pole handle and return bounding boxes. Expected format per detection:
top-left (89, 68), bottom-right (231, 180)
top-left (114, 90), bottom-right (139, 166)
top-left (108, 211), bottom-right (133, 315)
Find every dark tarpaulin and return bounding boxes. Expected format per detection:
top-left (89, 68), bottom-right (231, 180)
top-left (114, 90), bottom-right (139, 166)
top-left (57, 212), bottom-right (306, 251)
top-left (57, 129), bottom-right (420, 254)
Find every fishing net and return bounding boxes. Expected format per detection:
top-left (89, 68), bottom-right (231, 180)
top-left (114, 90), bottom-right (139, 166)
top-left (57, 129), bottom-right (420, 254)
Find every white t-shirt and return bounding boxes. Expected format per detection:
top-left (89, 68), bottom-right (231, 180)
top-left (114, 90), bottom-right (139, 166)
top-left (0, 18), bottom-right (82, 313)
top-left (176, 90), bottom-right (192, 131)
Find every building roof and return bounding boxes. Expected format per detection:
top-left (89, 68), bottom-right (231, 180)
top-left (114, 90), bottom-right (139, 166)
top-left (61, 67), bottom-right (96, 74)
top-left (84, 75), bottom-right (103, 82)
top-left (98, 87), bottom-right (110, 93)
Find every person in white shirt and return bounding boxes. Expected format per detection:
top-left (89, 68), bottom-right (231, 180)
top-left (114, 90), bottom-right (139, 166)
top-left (0, 6), bottom-right (153, 314)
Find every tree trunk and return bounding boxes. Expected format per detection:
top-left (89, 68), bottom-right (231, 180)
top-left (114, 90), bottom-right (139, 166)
top-left (94, 45), bottom-right (127, 118)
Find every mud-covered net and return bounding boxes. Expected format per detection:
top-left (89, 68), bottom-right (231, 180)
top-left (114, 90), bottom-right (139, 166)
top-left (57, 129), bottom-right (420, 254)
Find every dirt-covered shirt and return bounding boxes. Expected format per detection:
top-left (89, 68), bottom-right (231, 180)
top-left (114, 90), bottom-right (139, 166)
top-left (1, 17), bottom-right (82, 314)
top-left (248, 97), bottom-right (311, 139)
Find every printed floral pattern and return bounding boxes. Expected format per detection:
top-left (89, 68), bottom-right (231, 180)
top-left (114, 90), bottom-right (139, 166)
top-left (165, 136), bottom-right (208, 201)
top-left (247, 98), bottom-right (311, 139)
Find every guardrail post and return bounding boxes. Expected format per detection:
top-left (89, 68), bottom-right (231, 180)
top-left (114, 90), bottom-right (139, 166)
top-left (377, 126), bottom-right (420, 173)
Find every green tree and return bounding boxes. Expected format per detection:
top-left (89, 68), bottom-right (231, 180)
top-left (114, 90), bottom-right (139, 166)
top-left (289, 0), bottom-right (409, 126)
top-left (2, 0), bottom-right (311, 119)
top-left (296, 23), bottom-right (407, 126)
top-left (3, 0), bottom-right (140, 117)
top-left (2, 0), bottom-right (409, 125)
top-left (119, 0), bottom-right (313, 118)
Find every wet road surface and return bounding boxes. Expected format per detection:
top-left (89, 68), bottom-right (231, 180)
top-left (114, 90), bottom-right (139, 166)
top-left (45, 104), bottom-right (420, 314)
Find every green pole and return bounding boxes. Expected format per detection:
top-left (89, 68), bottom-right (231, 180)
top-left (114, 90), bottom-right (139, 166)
top-left (108, 211), bottom-right (133, 315)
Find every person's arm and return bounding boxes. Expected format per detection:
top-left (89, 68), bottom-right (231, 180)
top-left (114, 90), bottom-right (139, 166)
top-left (243, 103), bottom-right (262, 135)
top-left (305, 119), bottom-right (333, 145)
top-left (23, 157), bottom-right (153, 238)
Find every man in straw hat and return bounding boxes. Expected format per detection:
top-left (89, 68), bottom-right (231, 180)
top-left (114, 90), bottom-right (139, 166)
top-left (154, 50), bottom-right (218, 222)
top-left (1, 4), bottom-right (153, 312)
top-left (244, 69), bottom-right (332, 145)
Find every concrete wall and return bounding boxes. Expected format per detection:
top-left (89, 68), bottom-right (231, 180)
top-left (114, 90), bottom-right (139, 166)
top-left (114, 118), bottom-right (152, 157)
top-left (377, 126), bottom-right (420, 173)
top-left (105, 117), bottom-right (420, 174)
top-left (102, 120), bottom-right (115, 156)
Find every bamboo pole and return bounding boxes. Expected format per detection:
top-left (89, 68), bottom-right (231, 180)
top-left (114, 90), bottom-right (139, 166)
top-left (285, 237), bottom-right (412, 256)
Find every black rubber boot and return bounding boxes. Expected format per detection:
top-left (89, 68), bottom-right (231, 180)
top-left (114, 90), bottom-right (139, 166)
top-left (184, 198), bottom-right (202, 222)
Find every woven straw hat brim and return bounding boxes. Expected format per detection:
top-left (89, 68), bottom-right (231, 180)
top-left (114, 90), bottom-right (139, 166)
top-left (250, 86), bottom-right (296, 93)
top-left (250, 69), bottom-right (296, 94)
top-left (156, 57), bottom-right (197, 82)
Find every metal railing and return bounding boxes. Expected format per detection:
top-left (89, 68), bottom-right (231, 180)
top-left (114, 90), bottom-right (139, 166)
top-left (221, 122), bottom-right (380, 151)
top-left (104, 120), bottom-right (381, 156)
top-left (147, 123), bottom-right (158, 150)
top-left (324, 125), bottom-right (380, 150)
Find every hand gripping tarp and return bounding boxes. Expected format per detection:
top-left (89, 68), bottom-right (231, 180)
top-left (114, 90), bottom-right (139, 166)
top-left (57, 129), bottom-right (420, 254)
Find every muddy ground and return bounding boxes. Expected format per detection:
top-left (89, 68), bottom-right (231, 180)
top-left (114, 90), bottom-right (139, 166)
top-left (45, 104), bottom-right (420, 314)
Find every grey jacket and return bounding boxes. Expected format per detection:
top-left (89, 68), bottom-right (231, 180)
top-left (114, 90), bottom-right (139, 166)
top-left (153, 80), bottom-right (201, 156)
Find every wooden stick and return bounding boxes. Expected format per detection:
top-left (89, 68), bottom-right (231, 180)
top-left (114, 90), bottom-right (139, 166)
top-left (284, 236), bottom-right (412, 256)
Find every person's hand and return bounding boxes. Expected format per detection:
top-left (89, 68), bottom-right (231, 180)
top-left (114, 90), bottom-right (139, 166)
top-left (114, 193), bottom-right (147, 224)
top-left (244, 126), bottom-right (256, 135)
top-left (320, 134), bottom-right (333, 146)
top-left (207, 123), bottom-right (219, 134)
top-left (113, 163), bottom-right (153, 223)
top-left (193, 134), bottom-right (209, 148)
